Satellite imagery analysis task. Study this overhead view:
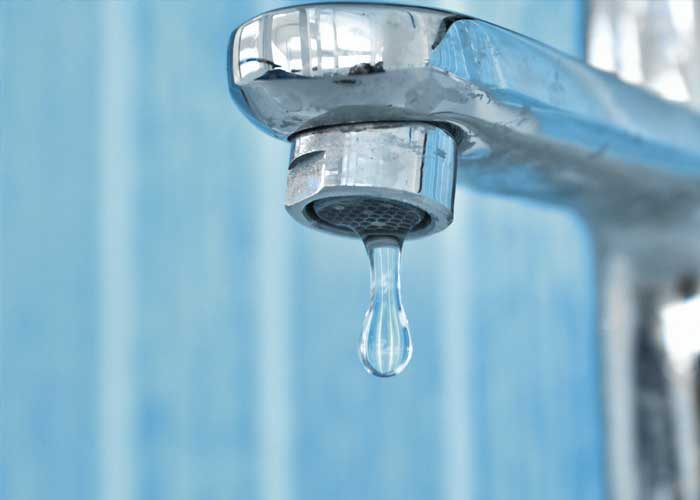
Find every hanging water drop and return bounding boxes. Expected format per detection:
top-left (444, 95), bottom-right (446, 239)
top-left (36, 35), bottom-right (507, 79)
top-left (311, 196), bottom-right (425, 378)
top-left (359, 236), bottom-right (413, 377)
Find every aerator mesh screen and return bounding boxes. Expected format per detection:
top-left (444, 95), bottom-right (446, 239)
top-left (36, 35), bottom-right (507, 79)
top-left (312, 196), bottom-right (427, 238)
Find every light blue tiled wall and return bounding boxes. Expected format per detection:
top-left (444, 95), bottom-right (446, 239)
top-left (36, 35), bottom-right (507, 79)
top-left (1, 2), bottom-right (603, 500)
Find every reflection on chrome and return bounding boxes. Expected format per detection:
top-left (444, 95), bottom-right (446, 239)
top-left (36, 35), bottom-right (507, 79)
top-left (237, 8), bottom-right (389, 81)
top-left (660, 294), bottom-right (700, 500)
top-left (662, 295), bottom-right (700, 368)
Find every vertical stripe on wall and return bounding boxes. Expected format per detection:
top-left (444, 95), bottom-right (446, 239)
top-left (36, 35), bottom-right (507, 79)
top-left (254, 133), bottom-right (295, 500)
top-left (438, 201), bottom-right (471, 500)
top-left (98, 4), bottom-right (136, 500)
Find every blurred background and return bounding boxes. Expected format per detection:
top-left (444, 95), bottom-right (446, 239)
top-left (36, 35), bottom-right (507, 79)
top-left (1, 2), bottom-right (604, 500)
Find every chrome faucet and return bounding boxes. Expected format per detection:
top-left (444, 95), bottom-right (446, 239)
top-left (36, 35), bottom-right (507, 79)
top-left (228, 3), bottom-right (700, 499)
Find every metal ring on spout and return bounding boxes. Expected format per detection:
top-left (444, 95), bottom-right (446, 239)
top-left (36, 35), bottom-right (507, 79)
top-left (285, 122), bottom-right (458, 239)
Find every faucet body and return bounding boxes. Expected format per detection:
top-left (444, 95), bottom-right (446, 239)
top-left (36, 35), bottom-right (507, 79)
top-left (229, 4), bottom-right (700, 499)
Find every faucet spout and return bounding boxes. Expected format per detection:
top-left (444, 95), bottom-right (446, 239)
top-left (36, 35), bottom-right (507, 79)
top-left (230, 2), bottom-right (700, 245)
top-left (229, 3), bottom-right (700, 498)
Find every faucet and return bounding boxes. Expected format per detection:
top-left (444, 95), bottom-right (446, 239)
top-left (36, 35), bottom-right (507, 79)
top-left (228, 3), bottom-right (700, 499)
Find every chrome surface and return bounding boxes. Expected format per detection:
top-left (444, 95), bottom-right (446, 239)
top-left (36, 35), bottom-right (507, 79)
top-left (286, 123), bottom-right (457, 239)
top-left (229, 4), bottom-right (700, 239)
top-left (229, 3), bottom-right (700, 500)
top-left (229, 4), bottom-right (465, 138)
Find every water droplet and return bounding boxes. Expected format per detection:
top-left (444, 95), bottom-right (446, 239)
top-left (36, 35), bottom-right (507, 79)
top-left (359, 236), bottom-right (412, 377)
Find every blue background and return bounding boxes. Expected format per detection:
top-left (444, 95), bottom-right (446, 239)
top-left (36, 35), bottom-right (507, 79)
top-left (1, 1), bottom-right (603, 500)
